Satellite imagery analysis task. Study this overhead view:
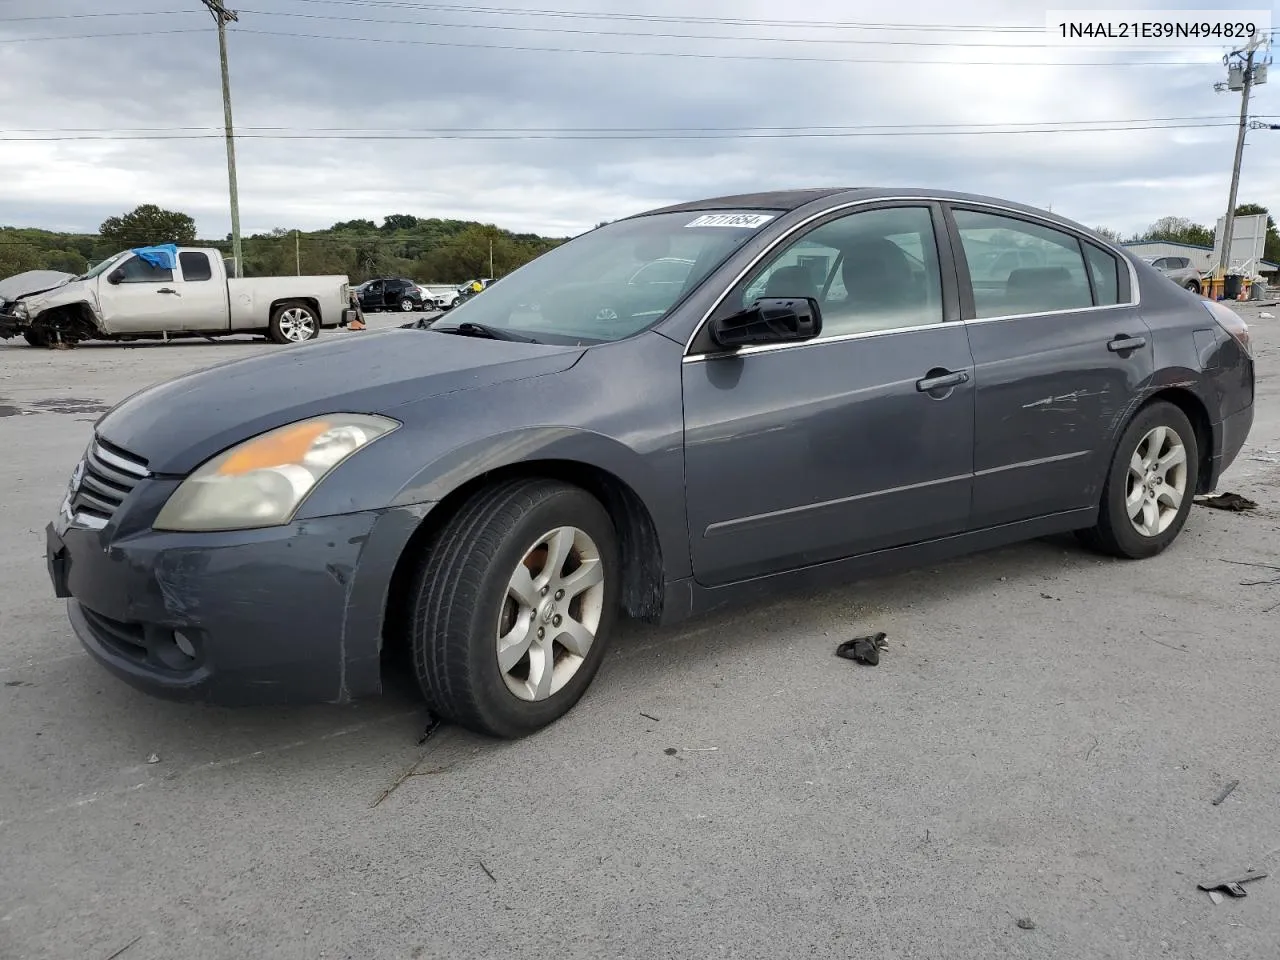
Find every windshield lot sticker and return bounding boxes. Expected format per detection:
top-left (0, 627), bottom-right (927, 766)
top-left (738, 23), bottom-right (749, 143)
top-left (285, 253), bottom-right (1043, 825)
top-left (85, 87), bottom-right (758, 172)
top-left (685, 213), bottom-right (776, 229)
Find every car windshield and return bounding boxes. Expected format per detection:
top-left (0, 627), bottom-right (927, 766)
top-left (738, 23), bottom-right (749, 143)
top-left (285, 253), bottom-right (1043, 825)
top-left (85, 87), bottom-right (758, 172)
top-left (431, 210), bottom-right (781, 344)
top-left (77, 252), bottom-right (129, 281)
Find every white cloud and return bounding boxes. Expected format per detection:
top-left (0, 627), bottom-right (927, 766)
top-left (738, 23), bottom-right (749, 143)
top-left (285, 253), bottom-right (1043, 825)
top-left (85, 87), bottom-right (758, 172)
top-left (0, 0), bottom-right (1276, 240)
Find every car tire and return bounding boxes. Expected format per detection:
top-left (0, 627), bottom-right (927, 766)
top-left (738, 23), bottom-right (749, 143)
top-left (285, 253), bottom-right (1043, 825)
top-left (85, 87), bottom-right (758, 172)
top-left (267, 301), bottom-right (320, 344)
top-left (1187, 280), bottom-right (1201, 295)
top-left (23, 329), bottom-right (50, 348)
top-left (400, 298), bottom-right (416, 312)
top-left (408, 478), bottom-right (620, 739)
top-left (1078, 400), bottom-right (1199, 559)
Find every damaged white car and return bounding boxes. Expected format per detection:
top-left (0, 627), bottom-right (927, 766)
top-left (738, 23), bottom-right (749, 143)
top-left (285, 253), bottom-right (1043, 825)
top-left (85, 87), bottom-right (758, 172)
top-left (0, 245), bottom-right (356, 347)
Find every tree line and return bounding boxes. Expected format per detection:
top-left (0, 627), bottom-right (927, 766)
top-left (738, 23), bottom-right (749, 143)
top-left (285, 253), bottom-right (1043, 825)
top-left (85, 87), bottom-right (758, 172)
top-left (0, 204), bottom-right (570, 284)
top-left (1093, 203), bottom-right (1280, 264)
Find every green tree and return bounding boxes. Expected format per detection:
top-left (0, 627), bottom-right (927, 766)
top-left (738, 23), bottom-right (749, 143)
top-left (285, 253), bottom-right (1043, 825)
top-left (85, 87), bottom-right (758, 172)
top-left (1135, 216), bottom-right (1213, 247)
top-left (382, 214), bottom-right (419, 232)
top-left (1092, 226), bottom-right (1121, 242)
top-left (98, 204), bottom-right (197, 248)
top-left (1233, 203), bottom-right (1280, 264)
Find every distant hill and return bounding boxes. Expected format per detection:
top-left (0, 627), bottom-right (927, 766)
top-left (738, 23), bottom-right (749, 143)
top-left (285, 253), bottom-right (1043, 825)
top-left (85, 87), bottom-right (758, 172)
top-left (0, 214), bottom-right (572, 284)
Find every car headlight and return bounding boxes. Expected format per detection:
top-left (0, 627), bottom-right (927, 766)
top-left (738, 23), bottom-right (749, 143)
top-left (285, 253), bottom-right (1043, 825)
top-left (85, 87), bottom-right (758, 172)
top-left (11, 301), bottom-right (29, 319)
top-left (153, 413), bottom-right (399, 532)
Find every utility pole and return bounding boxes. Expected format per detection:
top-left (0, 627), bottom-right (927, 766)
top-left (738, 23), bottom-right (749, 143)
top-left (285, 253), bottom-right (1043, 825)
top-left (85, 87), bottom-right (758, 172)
top-left (201, 0), bottom-right (243, 279)
top-left (489, 238), bottom-right (494, 278)
top-left (295, 229), bottom-right (301, 276)
top-left (1214, 32), bottom-right (1271, 280)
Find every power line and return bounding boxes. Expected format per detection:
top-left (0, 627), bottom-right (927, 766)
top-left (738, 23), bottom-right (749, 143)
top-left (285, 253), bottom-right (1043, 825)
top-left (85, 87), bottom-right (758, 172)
top-left (0, 10), bottom-right (196, 21)
top-left (0, 121), bottom-right (1243, 142)
top-left (230, 27), bottom-right (1225, 66)
top-left (0, 115), bottom-right (1248, 134)
top-left (274, 0), bottom-right (1047, 33)
top-left (0, 28), bottom-right (207, 43)
top-left (232, 8), bottom-right (1075, 48)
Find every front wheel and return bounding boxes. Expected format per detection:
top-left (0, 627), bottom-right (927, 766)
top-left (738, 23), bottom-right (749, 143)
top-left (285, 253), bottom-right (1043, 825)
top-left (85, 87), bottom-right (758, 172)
top-left (408, 478), bottom-right (619, 739)
top-left (1079, 400), bottom-right (1199, 559)
top-left (1187, 280), bottom-right (1201, 295)
top-left (23, 329), bottom-right (50, 348)
top-left (268, 301), bottom-right (320, 344)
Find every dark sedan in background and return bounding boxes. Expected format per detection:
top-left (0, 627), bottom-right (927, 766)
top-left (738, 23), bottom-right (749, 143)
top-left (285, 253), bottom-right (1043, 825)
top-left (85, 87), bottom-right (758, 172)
top-left (46, 187), bottom-right (1255, 738)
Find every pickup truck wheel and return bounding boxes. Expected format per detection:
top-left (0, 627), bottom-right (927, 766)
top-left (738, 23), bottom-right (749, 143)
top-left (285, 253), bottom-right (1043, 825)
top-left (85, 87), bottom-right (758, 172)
top-left (23, 329), bottom-right (50, 348)
top-left (408, 478), bottom-right (619, 739)
top-left (268, 302), bottom-right (319, 344)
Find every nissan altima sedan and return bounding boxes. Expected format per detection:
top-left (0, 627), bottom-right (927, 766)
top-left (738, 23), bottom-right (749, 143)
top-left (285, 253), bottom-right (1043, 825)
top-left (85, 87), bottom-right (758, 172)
top-left (46, 188), bottom-right (1255, 738)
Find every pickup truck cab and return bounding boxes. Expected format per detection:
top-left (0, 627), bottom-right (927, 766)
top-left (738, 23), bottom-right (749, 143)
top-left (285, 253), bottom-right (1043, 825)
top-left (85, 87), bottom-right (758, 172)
top-left (0, 244), bottom-right (354, 347)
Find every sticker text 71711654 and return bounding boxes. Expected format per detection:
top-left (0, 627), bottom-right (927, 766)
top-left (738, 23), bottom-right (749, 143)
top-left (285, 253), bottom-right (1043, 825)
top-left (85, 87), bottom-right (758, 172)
top-left (684, 213), bottom-right (776, 229)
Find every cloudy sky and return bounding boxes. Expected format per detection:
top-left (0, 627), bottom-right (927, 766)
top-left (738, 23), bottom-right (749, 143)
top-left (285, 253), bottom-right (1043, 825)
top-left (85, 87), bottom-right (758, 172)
top-left (1, 0), bottom-right (1277, 239)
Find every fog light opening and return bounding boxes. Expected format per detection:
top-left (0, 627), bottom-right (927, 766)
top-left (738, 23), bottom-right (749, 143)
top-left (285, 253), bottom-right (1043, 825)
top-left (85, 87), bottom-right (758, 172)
top-left (174, 631), bottom-right (197, 658)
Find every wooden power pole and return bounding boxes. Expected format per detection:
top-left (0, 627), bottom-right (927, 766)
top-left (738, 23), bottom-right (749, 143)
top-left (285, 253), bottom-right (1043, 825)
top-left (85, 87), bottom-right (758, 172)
top-left (201, 0), bottom-right (244, 279)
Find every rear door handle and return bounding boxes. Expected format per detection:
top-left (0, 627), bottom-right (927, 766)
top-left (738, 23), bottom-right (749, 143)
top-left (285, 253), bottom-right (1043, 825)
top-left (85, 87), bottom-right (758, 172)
top-left (1108, 335), bottom-right (1146, 352)
top-left (157, 288), bottom-right (180, 296)
top-left (916, 369), bottom-right (970, 393)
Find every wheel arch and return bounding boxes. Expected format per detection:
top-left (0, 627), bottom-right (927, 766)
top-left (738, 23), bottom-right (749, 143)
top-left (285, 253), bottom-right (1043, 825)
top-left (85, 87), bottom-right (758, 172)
top-left (1137, 386), bottom-right (1214, 494)
top-left (270, 296), bottom-right (322, 324)
top-left (381, 457), bottom-right (668, 672)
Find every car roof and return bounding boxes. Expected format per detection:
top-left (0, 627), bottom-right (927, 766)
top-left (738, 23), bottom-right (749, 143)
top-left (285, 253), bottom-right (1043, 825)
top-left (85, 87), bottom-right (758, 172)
top-left (624, 187), bottom-right (1109, 238)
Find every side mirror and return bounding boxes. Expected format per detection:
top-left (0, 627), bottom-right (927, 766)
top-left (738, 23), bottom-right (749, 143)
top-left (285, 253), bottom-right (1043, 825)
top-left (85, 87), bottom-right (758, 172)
top-left (708, 297), bottom-right (822, 349)
top-left (107, 269), bottom-right (124, 285)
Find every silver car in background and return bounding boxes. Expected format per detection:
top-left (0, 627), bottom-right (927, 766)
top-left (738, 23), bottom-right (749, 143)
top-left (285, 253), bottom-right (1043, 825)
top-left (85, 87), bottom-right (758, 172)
top-left (1143, 255), bottom-right (1205, 295)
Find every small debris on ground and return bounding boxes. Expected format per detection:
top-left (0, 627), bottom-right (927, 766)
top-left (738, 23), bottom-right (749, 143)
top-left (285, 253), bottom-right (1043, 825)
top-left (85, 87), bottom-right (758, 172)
top-left (639, 711), bottom-right (660, 722)
top-left (145, 753), bottom-right (160, 764)
top-left (1040, 592), bottom-right (1061, 601)
top-left (4, 680), bottom-right (31, 687)
top-left (1198, 869), bottom-right (1267, 898)
top-left (478, 860), bottom-right (496, 883)
top-left (836, 632), bottom-right (889, 666)
top-left (1015, 918), bottom-right (1036, 930)
top-left (417, 711), bottom-right (442, 745)
top-left (1208, 890), bottom-right (1225, 905)
top-left (1212, 779), bottom-right (1240, 805)
top-left (663, 747), bottom-right (678, 756)
top-left (1196, 493), bottom-right (1258, 512)
top-left (1260, 312), bottom-right (1275, 319)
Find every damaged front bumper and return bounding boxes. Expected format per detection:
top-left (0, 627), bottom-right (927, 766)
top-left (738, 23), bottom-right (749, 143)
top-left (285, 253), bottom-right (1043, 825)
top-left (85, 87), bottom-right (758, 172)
top-left (0, 308), bottom-right (30, 339)
top-left (46, 494), bottom-right (430, 705)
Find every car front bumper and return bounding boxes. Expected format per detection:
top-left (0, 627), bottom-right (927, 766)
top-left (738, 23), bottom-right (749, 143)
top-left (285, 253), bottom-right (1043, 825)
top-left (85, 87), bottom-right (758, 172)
top-left (46, 503), bottom-right (430, 705)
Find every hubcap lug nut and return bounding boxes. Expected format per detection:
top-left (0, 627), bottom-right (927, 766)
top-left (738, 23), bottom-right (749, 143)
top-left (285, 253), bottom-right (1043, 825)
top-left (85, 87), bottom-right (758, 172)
top-left (555, 590), bottom-right (564, 601)
top-left (537, 627), bottom-right (545, 639)
top-left (553, 615), bottom-right (562, 627)
top-left (540, 586), bottom-right (548, 596)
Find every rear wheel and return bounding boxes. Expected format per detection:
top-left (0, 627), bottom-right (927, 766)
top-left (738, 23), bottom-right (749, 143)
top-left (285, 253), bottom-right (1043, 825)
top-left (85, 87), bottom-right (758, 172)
top-left (268, 302), bottom-right (319, 344)
top-left (408, 478), bottom-right (619, 739)
top-left (399, 298), bottom-right (416, 312)
top-left (1079, 400), bottom-right (1199, 559)
top-left (1187, 280), bottom-right (1201, 295)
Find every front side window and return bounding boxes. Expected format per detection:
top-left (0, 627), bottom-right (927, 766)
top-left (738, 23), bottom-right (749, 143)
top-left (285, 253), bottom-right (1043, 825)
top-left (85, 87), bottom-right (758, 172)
top-left (733, 205), bottom-right (944, 338)
top-left (116, 256), bottom-right (173, 284)
top-left (953, 209), bottom-right (1092, 318)
top-left (433, 209), bottom-right (778, 344)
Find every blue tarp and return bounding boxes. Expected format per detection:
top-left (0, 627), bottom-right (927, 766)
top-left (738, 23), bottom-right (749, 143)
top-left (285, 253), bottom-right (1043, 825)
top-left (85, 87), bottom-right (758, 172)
top-left (130, 243), bottom-right (179, 270)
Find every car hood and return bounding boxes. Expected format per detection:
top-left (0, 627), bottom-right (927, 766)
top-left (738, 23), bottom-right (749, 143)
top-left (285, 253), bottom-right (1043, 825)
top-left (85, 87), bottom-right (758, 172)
top-left (0, 270), bottom-right (76, 304)
top-left (95, 329), bottom-right (586, 475)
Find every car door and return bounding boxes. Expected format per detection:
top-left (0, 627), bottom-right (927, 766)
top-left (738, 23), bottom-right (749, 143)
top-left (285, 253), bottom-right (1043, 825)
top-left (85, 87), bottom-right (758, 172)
top-left (682, 203), bottom-right (976, 587)
top-left (169, 251), bottom-right (229, 331)
top-left (944, 204), bottom-right (1154, 528)
top-left (361, 280), bottom-right (383, 310)
top-left (96, 254), bottom-right (182, 333)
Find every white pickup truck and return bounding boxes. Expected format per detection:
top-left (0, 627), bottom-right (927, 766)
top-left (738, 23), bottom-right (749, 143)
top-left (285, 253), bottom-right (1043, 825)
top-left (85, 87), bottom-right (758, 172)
top-left (0, 245), bottom-right (355, 347)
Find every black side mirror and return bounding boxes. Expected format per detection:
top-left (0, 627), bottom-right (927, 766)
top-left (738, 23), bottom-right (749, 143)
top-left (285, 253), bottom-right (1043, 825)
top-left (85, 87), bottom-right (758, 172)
top-left (709, 297), bottom-right (822, 349)
top-left (107, 269), bottom-right (124, 285)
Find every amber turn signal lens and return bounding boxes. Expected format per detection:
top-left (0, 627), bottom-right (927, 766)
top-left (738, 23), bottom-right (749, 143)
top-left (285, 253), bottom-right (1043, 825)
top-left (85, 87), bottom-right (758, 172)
top-left (217, 421), bottom-right (332, 475)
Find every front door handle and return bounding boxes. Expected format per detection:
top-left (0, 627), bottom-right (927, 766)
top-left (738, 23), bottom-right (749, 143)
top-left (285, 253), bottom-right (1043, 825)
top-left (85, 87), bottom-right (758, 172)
top-left (1108, 334), bottom-right (1146, 353)
top-left (157, 288), bottom-right (180, 296)
top-left (916, 369), bottom-right (970, 393)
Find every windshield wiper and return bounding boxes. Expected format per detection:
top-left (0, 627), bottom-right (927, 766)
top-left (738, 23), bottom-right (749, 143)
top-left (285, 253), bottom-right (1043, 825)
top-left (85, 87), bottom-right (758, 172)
top-left (432, 321), bottom-right (538, 343)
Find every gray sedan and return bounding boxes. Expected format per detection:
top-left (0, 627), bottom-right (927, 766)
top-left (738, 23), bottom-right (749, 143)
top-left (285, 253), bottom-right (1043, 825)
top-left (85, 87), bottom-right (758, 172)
top-left (45, 188), bottom-right (1256, 738)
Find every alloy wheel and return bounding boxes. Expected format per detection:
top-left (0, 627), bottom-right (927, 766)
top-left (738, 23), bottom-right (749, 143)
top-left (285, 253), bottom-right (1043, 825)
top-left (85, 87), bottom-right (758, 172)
top-left (1126, 425), bottom-right (1188, 537)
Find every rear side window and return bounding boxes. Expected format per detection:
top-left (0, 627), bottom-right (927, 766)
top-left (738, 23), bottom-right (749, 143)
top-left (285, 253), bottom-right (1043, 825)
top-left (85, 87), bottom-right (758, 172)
top-left (953, 209), bottom-right (1093, 318)
top-left (1083, 243), bottom-right (1121, 305)
top-left (179, 252), bottom-right (213, 282)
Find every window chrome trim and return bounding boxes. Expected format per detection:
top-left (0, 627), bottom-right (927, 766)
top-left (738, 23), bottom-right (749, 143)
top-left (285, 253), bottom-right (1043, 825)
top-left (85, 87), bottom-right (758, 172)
top-left (682, 194), bottom-right (1141, 360)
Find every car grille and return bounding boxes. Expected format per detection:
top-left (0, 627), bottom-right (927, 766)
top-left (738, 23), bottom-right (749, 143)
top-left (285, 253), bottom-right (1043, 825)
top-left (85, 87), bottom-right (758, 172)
top-left (70, 437), bottom-right (150, 529)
